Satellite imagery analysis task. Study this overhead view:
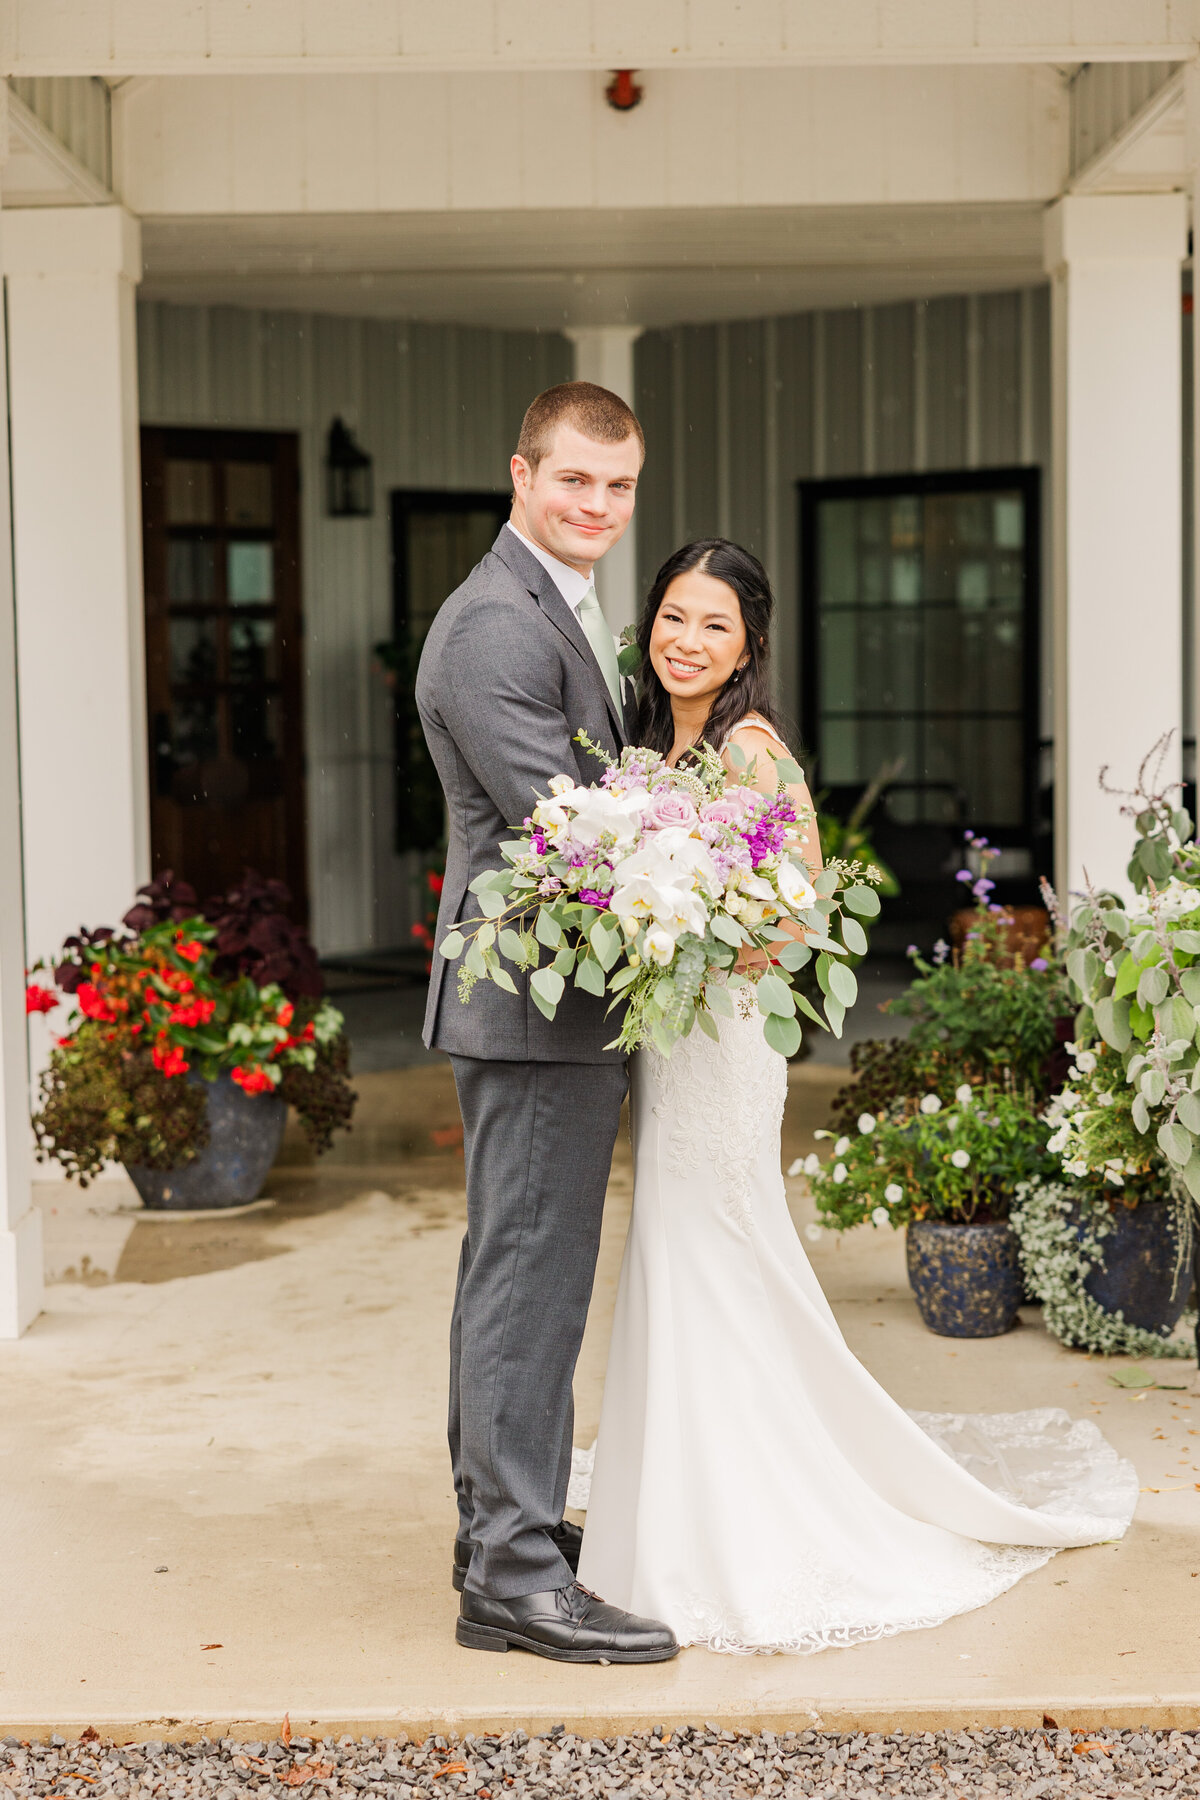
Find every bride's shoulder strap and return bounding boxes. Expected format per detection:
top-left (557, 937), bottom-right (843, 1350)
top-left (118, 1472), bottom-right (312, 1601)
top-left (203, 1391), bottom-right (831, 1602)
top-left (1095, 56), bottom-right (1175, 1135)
top-left (726, 713), bottom-right (791, 754)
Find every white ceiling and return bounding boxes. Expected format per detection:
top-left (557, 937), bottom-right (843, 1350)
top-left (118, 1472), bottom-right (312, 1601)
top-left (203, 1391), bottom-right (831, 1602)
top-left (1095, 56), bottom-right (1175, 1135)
top-left (139, 202), bottom-right (1048, 330)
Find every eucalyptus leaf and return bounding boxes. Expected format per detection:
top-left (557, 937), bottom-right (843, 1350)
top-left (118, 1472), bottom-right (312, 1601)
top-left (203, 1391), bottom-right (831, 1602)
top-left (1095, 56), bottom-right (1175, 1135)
top-left (530, 967), bottom-right (565, 1009)
top-left (813, 867), bottom-right (840, 897)
top-left (478, 889), bottom-right (507, 919)
top-left (590, 918), bottom-right (621, 972)
top-left (843, 886), bottom-right (881, 919)
top-left (840, 916), bottom-right (868, 957)
top-left (774, 939), bottom-right (812, 971)
top-left (763, 1012), bottom-right (803, 1058)
top-left (534, 909), bottom-right (563, 949)
top-left (465, 941), bottom-right (487, 979)
top-left (574, 956), bottom-right (605, 996)
top-left (827, 961), bottom-right (858, 1008)
top-left (705, 983), bottom-right (735, 1018)
top-left (756, 973), bottom-right (796, 1017)
top-left (438, 930), bottom-right (465, 961)
top-left (823, 994), bottom-right (846, 1039)
top-left (795, 991), bottom-right (828, 1031)
top-left (769, 754), bottom-right (804, 786)
top-left (490, 966), bottom-right (518, 996)
top-left (553, 945), bottom-right (577, 977)
top-left (498, 928), bottom-right (526, 962)
top-left (696, 1009), bottom-right (721, 1042)
top-left (710, 914), bottom-right (745, 947)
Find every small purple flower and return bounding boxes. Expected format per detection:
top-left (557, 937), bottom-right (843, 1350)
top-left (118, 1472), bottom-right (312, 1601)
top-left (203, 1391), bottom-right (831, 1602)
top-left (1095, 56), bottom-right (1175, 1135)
top-left (932, 938), bottom-right (950, 965)
top-left (530, 829), bottom-right (548, 856)
top-left (1030, 957), bottom-right (1048, 971)
top-left (906, 943), bottom-right (918, 957)
top-left (955, 868), bottom-right (973, 885)
top-left (579, 887), bottom-right (612, 909)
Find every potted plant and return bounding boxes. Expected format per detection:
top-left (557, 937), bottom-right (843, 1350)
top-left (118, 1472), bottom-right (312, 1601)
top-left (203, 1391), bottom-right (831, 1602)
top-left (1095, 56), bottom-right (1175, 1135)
top-left (28, 871), bottom-right (355, 1208)
top-left (1010, 1042), bottom-right (1193, 1356)
top-left (806, 1081), bottom-right (1055, 1337)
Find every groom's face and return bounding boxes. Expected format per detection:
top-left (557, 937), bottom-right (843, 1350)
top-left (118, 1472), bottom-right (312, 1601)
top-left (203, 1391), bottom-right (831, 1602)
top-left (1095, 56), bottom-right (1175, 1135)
top-left (510, 423), bottom-right (640, 575)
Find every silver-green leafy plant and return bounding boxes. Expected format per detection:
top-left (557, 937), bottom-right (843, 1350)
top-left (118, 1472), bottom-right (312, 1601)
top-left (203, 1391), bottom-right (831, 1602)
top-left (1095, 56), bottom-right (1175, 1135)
top-left (1011, 1176), bottom-right (1194, 1358)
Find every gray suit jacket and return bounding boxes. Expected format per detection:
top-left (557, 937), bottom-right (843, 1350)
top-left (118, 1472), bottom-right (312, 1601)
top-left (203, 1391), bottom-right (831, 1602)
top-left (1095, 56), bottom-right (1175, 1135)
top-left (416, 527), bottom-right (632, 1062)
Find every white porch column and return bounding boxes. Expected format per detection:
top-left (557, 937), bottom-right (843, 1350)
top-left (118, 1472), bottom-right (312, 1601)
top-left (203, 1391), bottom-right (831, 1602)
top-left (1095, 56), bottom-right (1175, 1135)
top-left (1044, 194), bottom-right (1188, 899)
top-left (2, 206), bottom-right (148, 972)
top-left (566, 326), bottom-right (643, 634)
top-left (0, 195), bottom-right (44, 1339)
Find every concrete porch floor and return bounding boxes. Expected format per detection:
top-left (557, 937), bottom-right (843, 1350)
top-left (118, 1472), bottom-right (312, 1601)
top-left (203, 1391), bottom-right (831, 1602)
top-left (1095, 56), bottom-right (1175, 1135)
top-left (3, 1061), bottom-right (1200, 1743)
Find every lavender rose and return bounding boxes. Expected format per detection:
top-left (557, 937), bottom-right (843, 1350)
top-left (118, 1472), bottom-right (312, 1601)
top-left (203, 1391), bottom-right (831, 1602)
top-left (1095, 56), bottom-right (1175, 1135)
top-left (646, 790), bottom-right (699, 832)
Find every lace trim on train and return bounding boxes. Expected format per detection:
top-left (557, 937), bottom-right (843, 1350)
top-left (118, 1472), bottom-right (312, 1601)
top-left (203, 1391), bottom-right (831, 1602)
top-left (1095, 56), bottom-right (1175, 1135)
top-left (570, 1409), bottom-right (1138, 1656)
top-left (644, 997), bottom-right (787, 1234)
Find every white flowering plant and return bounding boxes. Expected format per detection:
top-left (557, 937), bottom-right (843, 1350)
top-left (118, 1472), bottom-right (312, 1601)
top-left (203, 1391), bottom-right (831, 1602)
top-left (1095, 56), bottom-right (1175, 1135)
top-left (1042, 1040), bottom-right (1168, 1203)
top-left (803, 1082), bottom-right (1055, 1233)
top-left (439, 734), bottom-right (881, 1058)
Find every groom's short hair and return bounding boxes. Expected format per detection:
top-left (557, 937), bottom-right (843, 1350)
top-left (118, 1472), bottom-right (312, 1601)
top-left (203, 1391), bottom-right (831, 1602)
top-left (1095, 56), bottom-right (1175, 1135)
top-left (516, 382), bottom-right (644, 472)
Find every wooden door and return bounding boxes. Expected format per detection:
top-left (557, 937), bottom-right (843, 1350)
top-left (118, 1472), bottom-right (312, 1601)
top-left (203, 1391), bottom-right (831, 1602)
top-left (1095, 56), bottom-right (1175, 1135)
top-left (141, 428), bottom-right (308, 917)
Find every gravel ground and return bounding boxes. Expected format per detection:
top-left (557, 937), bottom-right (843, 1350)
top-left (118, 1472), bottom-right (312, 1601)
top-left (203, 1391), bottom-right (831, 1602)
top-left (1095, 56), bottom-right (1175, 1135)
top-left (4, 1726), bottom-right (1200, 1798)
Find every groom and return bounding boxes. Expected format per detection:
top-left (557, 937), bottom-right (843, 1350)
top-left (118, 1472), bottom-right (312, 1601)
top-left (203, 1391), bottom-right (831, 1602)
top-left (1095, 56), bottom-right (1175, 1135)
top-left (416, 383), bottom-right (677, 1663)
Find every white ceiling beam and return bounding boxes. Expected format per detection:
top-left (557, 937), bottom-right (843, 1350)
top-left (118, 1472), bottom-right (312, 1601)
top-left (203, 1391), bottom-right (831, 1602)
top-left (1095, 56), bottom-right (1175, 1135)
top-left (3, 0), bottom-right (1199, 77)
top-left (1069, 65), bottom-right (1187, 191)
top-left (2, 86), bottom-right (112, 205)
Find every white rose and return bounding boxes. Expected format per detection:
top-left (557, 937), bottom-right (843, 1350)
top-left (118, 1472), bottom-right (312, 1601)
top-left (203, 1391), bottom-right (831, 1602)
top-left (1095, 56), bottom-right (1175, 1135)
top-left (776, 859), bottom-right (817, 914)
top-left (804, 1152), bottom-right (821, 1176)
top-left (833, 1162), bottom-right (848, 1185)
top-left (644, 926), bottom-right (677, 967)
top-left (834, 1136), bottom-right (850, 1156)
top-left (884, 1183), bottom-right (903, 1204)
top-left (804, 1223), bottom-right (823, 1243)
top-left (548, 773), bottom-right (577, 796)
top-left (857, 1113), bottom-right (876, 1135)
top-left (919, 1094), bottom-right (942, 1115)
top-left (871, 1206), bottom-right (890, 1227)
top-left (950, 1149), bottom-right (971, 1169)
top-left (955, 1084), bottom-right (973, 1106)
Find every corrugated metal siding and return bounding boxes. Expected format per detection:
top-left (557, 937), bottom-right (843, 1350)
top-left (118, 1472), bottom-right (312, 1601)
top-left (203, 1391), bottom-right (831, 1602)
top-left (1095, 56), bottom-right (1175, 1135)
top-left (9, 76), bottom-right (111, 187)
top-left (137, 300), bottom-right (570, 954)
top-left (635, 287), bottom-right (1052, 746)
top-left (1069, 60), bottom-right (1178, 176)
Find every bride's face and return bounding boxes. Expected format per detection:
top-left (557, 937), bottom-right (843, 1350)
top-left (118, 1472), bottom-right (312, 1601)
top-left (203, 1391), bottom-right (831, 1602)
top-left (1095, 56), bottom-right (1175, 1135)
top-left (649, 570), bottom-right (748, 708)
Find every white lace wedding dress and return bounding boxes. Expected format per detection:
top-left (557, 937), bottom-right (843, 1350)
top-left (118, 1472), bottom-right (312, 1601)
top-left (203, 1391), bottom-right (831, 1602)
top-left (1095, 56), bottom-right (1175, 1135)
top-left (574, 991), bottom-right (1139, 1657)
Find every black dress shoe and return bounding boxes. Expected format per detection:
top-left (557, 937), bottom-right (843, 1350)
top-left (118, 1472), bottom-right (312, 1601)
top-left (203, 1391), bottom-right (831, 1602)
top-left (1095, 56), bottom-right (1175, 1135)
top-left (457, 1581), bottom-right (678, 1663)
top-left (452, 1519), bottom-right (583, 1593)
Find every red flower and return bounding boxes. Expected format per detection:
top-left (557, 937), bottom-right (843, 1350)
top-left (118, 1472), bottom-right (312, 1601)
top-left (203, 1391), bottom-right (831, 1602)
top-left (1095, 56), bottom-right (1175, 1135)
top-left (231, 1064), bottom-right (274, 1095)
top-left (277, 1001), bottom-right (295, 1029)
top-left (76, 981), bottom-right (117, 1023)
top-left (25, 983), bottom-right (58, 1015)
top-left (152, 1042), bottom-right (189, 1079)
top-left (301, 1021), bottom-right (316, 1042)
top-left (427, 870), bottom-right (445, 897)
top-left (176, 939), bottom-right (205, 964)
top-left (167, 996), bottom-right (216, 1029)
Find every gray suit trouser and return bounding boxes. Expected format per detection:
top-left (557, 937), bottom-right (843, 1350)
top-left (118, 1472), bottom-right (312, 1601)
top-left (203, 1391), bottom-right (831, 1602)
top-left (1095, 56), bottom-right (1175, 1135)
top-left (448, 1055), bottom-right (628, 1598)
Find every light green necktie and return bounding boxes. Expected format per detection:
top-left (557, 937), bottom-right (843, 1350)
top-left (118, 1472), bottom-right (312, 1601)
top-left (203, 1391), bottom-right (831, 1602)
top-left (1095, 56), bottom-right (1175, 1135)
top-left (577, 584), bottom-right (624, 716)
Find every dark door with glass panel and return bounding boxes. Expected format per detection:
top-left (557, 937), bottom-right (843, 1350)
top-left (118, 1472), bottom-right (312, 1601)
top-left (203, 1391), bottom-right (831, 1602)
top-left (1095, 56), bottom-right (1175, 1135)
top-left (800, 469), bottom-right (1040, 945)
top-left (141, 428), bottom-right (307, 916)
top-left (390, 490), bottom-right (509, 852)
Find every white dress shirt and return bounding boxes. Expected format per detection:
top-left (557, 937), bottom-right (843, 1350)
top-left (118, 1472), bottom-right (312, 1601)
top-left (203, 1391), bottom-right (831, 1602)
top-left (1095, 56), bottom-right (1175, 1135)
top-left (505, 521), bottom-right (592, 613)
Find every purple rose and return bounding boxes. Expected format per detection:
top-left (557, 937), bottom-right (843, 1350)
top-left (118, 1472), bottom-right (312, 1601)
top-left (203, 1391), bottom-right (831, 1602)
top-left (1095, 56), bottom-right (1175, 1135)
top-left (646, 790), bottom-right (699, 831)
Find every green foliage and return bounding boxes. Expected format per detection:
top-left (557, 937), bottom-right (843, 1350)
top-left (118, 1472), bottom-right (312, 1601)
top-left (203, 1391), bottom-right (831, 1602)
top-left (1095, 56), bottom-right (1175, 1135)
top-left (808, 1082), bottom-right (1055, 1233)
top-left (886, 905), bottom-right (1069, 1095)
top-left (33, 1034), bottom-right (208, 1185)
top-left (826, 1038), bottom-right (964, 1136)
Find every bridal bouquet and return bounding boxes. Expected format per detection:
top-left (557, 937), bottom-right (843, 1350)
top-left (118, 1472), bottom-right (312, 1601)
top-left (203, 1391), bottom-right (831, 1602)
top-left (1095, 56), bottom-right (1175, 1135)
top-left (438, 733), bottom-right (881, 1057)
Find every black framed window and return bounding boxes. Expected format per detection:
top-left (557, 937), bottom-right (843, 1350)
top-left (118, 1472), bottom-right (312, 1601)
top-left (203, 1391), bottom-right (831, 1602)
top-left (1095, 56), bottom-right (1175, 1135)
top-left (389, 490), bottom-right (510, 853)
top-left (800, 469), bottom-right (1042, 938)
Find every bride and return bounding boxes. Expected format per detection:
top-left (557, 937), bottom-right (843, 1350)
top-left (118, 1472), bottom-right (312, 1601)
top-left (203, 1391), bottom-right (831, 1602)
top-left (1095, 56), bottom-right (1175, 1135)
top-left (574, 537), bottom-right (1138, 1655)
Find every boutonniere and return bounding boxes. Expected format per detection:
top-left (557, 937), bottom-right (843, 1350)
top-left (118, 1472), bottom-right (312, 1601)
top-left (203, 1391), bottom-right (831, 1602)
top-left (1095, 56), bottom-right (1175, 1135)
top-left (617, 626), bottom-right (643, 680)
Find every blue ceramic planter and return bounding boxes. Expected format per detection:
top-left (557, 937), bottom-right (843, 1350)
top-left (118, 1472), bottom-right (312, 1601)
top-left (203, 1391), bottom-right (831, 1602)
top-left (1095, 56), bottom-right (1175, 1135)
top-left (1081, 1198), bottom-right (1193, 1336)
top-left (125, 1073), bottom-right (287, 1210)
top-left (906, 1217), bottom-right (1022, 1339)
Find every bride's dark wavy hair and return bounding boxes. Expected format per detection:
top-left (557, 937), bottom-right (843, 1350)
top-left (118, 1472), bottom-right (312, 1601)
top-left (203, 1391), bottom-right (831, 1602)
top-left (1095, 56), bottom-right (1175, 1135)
top-left (633, 538), bottom-right (788, 759)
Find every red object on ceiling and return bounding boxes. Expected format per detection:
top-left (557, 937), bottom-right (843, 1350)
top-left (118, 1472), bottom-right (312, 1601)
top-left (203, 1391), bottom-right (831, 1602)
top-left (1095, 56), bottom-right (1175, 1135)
top-left (606, 69), bottom-right (643, 111)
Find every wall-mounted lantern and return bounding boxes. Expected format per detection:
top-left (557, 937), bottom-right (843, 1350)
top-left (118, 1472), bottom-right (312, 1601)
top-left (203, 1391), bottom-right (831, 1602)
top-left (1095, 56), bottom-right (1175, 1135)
top-left (325, 416), bottom-right (374, 518)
